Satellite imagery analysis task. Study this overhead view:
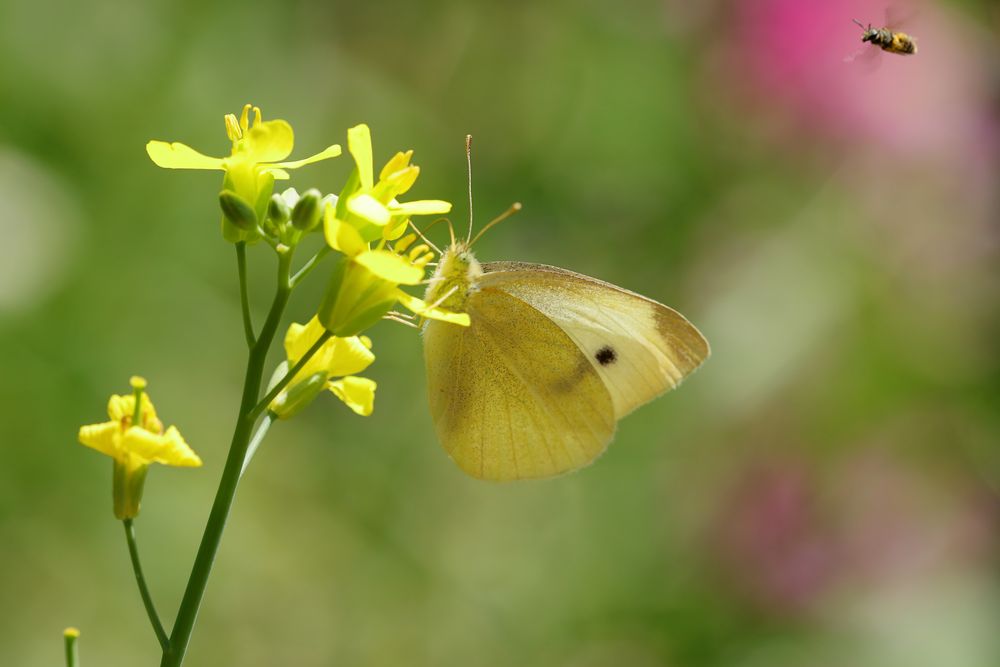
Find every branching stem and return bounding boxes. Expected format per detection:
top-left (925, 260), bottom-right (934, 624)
top-left (247, 330), bottom-right (332, 421)
top-left (160, 248), bottom-right (295, 667)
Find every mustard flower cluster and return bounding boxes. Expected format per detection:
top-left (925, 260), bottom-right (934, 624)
top-left (80, 105), bottom-right (469, 520)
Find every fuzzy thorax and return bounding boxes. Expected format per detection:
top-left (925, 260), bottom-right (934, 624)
top-left (425, 244), bottom-right (482, 312)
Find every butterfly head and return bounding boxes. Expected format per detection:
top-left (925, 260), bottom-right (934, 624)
top-left (420, 134), bottom-right (519, 314)
top-left (424, 242), bottom-right (482, 312)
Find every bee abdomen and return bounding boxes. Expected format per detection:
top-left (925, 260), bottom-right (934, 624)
top-left (890, 34), bottom-right (917, 54)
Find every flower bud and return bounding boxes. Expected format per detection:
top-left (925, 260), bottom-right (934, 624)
top-left (219, 189), bottom-right (258, 231)
top-left (64, 627), bottom-right (80, 667)
top-left (291, 188), bottom-right (324, 232)
top-left (270, 369), bottom-right (328, 419)
top-left (317, 257), bottom-right (399, 337)
top-left (267, 193), bottom-right (291, 226)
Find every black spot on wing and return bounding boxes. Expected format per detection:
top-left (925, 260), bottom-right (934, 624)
top-left (595, 346), bottom-right (616, 366)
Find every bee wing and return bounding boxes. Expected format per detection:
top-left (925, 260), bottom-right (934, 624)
top-left (886, 4), bottom-right (918, 29)
top-left (843, 45), bottom-right (883, 71)
top-left (843, 47), bottom-right (865, 63)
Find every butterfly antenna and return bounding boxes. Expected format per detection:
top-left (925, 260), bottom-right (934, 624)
top-left (414, 215), bottom-right (454, 248)
top-left (406, 219), bottom-right (444, 255)
top-left (465, 134), bottom-right (474, 245)
top-left (471, 202), bottom-right (522, 247)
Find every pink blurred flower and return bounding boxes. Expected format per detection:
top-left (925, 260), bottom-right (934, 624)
top-left (723, 0), bottom-right (997, 166)
top-left (711, 459), bottom-right (838, 613)
top-left (709, 445), bottom-right (996, 615)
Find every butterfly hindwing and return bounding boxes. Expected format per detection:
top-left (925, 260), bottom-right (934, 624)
top-left (423, 286), bottom-right (616, 481)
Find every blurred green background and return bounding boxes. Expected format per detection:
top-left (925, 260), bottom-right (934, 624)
top-left (1, 0), bottom-right (997, 665)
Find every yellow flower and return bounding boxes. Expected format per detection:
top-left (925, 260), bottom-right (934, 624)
top-left (332, 123), bottom-right (453, 243)
top-left (318, 224), bottom-right (470, 336)
top-left (318, 124), bottom-right (469, 336)
top-left (78, 376), bottom-right (200, 519)
top-left (146, 104), bottom-right (341, 242)
top-left (269, 317), bottom-right (377, 418)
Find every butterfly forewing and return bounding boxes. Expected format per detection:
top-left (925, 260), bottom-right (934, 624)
top-left (424, 287), bottom-right (616, 481)
top-left (480, 262), bottom-right (710, 419)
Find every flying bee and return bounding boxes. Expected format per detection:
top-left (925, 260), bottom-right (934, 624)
top-left (852, 18), bottom-right (917, 55)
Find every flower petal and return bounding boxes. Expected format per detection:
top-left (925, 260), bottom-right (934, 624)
top-left (382, 218), bottom-right (411, 241)
top-left (78, 421), bottom-right (121, 459)
top-left (347, 193), bottom-right (391, 226)
top-left (282, 317), bottom-right (338, 378)
top-left (107, 394), bottom-right (131, 421)
top-left (244, 119), bottom-right (294, 163)
top-left (328, 376), bottom-right (376, 416)
top-left (379, 150), bottom-right (413, 181)
top-left (326, 336), bottom-right (376, 376)
top-left (389, 200), bottom-right (453, 216)
top-left (106, 393), bottom-right (157, 425)
top-left (354, 250), bottom-right (424, 285)
top-left (324, 209), bottom-right (367, 256)
top-left (373, 165), bottom-right (420, 203)
top-left (161, 426), bottom-right (202, 466)
top-left (395, 290), bottom-right (471, 326)
top-left (275, 144), bottom-right (342, 169)
top-left (146, 141), bottom-right (225, 170)
top-left (347, 124), bottom-right (374, 190)
top-left (383, 165), bottom-right (420, 198)
top-left (123, 426), bottom-right (201, 467)
top-left (284, 316), bottom-right (328, 362)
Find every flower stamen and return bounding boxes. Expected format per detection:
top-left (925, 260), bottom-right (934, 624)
top-left (239, 104), bottom-right (251, 133)
top-left (225, 114), bottom-right (242, 142)
top-left (408, 244), bottom-right (430, 261)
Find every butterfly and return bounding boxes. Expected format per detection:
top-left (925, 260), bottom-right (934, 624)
top-left (419, 138), bottom-right (709, 481)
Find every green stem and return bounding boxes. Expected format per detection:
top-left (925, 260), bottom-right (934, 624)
top-left (160, 249), bottom-right (294, 667)
top-left (246, 330), bottom-right (333, 421)
top-left (236, 242), bottom-right (255, 347)
top-left (123, 519), bottom-right (169, 651)
top-left (290, 245), bottom-right (331, 288)
top-left (255, 227), bottom-right (280, 250)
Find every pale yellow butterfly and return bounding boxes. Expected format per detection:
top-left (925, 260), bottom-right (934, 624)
top-left (420, 138), bottom-right (709, 481)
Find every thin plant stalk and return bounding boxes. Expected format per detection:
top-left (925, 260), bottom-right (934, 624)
top-left (160, 249), bottom-right (295, 667)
